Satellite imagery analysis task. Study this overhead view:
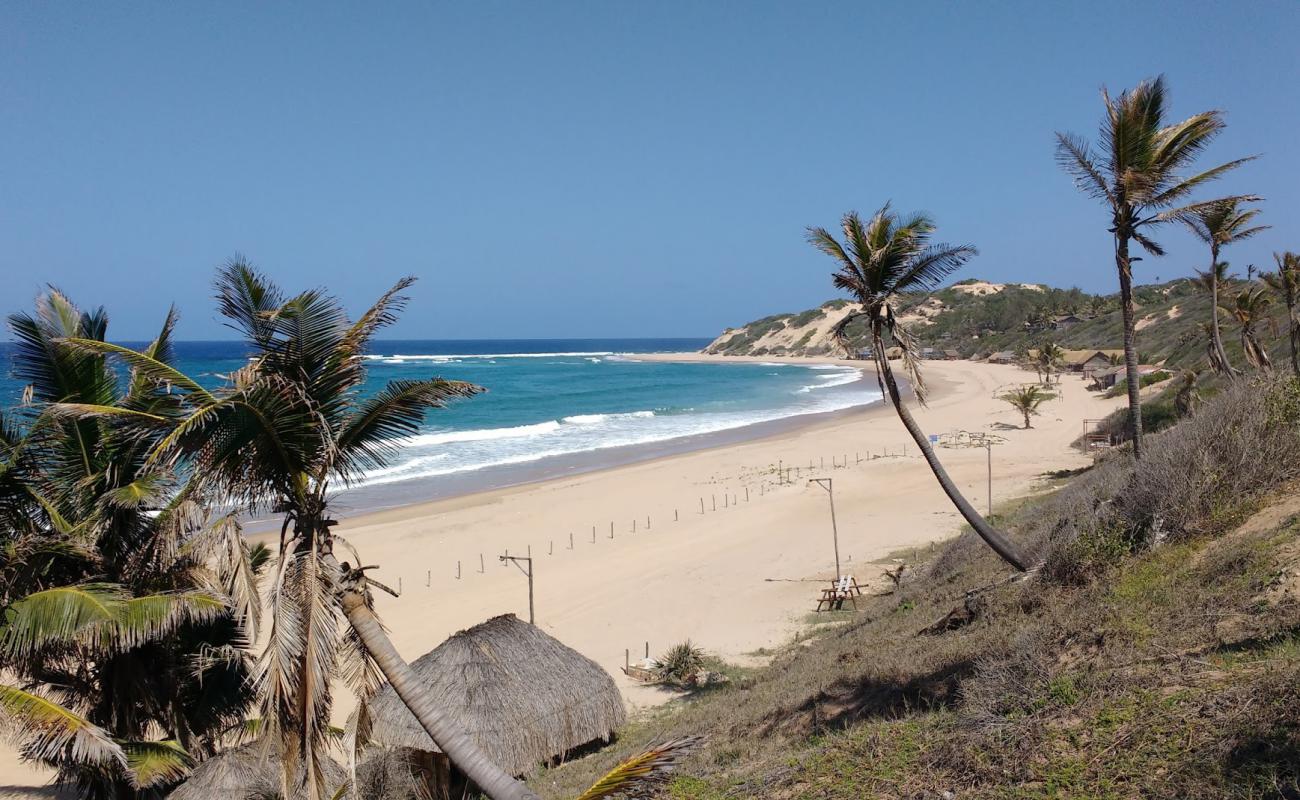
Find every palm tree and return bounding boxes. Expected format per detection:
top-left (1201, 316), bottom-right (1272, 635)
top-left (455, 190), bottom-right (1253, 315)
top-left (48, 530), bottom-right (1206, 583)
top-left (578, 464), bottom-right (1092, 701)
top-left (1223, 286), bottom-right (1274, 371)
top-left (1192, 261), bottom-right (1238, 373)
top-left (65, 261), bottom-right (541, 800)
top-left (0, 291), bottom-right (259, 798)
top-left (1179, 201), bottom-right (1268, 376)
top-left (1036, 342), bottom-right (1066, 385)
top-left (1000, 385), bottom-right (1055, 429)
top-left (1263, 251), bottom-right (1300, 375)
top-left (807, 206), bottom-right (1030, 571)
top-left (1055, 74), bottom-right (1256, 459)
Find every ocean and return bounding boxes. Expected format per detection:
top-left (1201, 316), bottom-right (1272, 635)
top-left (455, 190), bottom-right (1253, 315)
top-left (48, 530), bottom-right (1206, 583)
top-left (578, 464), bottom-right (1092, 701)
top-left (0, 339), bottom-right (880, 513)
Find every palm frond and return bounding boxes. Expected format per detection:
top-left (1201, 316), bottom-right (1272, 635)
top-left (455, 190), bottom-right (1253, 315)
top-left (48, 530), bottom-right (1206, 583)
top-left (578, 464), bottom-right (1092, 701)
top-left (214, 257), bottom-right (285, 348)
top-left (1053, 132), bottom-right (1112, 202)
top-left (1146, 157), bottom-right (1257, 210)
top-left (334, 379), bottom-right (483, 477)
top-left (0, 684), bottom-right (126, 770)
top-left (574, 736), bottom-right (702, 800)
top-left (0, 584), bottom-right (227, 657)
top-left (57, 338), bottom-right (216, 404)
top-left (123, 739), bottom-right (194, 788)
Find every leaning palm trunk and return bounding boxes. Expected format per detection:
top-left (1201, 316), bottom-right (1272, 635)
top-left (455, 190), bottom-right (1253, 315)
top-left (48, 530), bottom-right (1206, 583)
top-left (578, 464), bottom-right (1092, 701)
top-left (1115, 235), bottom-right (1145, 459)
top-left (871, 340), bottom-right (1029, 571)
top-left (338, 577), bottom-right (541, 800)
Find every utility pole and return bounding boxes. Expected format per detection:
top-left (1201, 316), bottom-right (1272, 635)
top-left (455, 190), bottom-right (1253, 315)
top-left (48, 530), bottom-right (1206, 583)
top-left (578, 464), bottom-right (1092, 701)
top-left (499, 553), bottom-right (534, 624)
top-left (986, 441), bottom-right (993, 518)
top-left (807, 478), bottom-right (841, 580)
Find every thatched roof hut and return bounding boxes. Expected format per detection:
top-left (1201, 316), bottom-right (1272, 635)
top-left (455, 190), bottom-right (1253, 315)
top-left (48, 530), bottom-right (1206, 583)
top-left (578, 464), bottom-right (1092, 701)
top-left (169, 740), bottom-right (346, 800)
top-left (367, 614), bottom-right (626, 776)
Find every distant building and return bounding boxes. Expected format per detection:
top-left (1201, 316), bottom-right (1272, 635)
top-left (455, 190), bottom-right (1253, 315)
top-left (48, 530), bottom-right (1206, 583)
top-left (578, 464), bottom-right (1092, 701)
top-left (1061, 349), bottom-right (1124, 380)
top-left (1053, 314), bottom-right (1085, 329)
top-left (943, 349), bottom-right (962, 360)
top-left (987, 351), bottom-right (1017, 364)
top-left (1094, 364), bottom-right (1166, 390)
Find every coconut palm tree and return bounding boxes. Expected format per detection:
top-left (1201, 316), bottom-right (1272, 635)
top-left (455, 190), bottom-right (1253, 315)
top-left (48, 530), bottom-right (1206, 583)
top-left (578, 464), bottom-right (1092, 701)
top-left (1055, 74), bottom-right (1256, 459)
top-left (0, 291), bottom-right (259, 798)
top-left (1223, 286), bottom-right (1275, 371)
top-left (1179, 201), bottom-right (1268, 376)
top-left (1036, 342), bottom-right (1066, 385)
top-left (807, 206), bottom-right (1030, 571)
top-left (1263, 251), bottom-right (1300, 375)
top-left (64, 261), bottom-right (544, 800)
top-left (1192, 261), bottom-right (1238, 373)
top-left (1000, 385), bottom-right (1056, 429)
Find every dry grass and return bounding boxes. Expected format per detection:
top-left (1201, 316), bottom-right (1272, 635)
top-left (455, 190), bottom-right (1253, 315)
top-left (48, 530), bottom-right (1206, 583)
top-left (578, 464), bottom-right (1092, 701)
top-left (527, 377), bottom-right (1300, 800)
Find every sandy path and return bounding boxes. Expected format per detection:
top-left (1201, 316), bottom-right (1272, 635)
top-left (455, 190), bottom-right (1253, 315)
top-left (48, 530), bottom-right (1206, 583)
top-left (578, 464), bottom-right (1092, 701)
top-left (0, 360), bottom-right (1122, 794)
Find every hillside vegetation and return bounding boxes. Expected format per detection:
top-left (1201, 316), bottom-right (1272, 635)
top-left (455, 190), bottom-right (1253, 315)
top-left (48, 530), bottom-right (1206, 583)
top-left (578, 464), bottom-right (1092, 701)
top-left (704, 278), bottom-right (1292, 372)
top-left (532, 375), bottom-right (1300, 799)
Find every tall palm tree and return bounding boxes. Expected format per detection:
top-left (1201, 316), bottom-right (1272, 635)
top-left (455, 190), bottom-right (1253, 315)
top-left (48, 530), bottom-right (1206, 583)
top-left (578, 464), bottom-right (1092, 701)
top-left (66, 261), bottom-right (540, 800)
top-left (1179, 200), bottom-right (1268, 376)
top-left (0, 291), bottom-right (259, 798)
top-left (1263, 251), bottom-right (1300, 375)
top-left (1001, 385), bottom-right (1056, 429)
top-left (807, 206), bottom-right (1030, 571)
top-left (1223, 286), bottom-right (1274, 371)
top-left (1055, 74), bottom-right (1256, 459)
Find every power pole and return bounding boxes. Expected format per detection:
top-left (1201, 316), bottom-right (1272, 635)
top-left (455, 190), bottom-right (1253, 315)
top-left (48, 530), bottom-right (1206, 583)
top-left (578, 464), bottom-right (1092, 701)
top-left (499, 553), bottom-right (534, 624)
top-left (807, 478), bottom-right (841, 580)
top-left (986, 441), bottom-right (993, 518)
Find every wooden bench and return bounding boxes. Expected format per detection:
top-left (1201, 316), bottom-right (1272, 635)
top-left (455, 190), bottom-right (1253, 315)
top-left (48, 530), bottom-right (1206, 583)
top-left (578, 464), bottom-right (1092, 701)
top-left (815, 575), bottom-right (862, 612)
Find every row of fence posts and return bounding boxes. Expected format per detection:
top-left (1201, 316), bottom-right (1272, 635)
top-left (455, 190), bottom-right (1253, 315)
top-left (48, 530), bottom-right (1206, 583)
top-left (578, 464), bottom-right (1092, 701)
top-left (403, 444), bottom-right (916, 587)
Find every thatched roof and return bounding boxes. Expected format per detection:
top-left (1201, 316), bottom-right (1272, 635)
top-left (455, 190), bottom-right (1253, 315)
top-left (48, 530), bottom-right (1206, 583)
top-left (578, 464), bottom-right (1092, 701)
top-left (169, 740), bottom-right (346, 800)
top-left (367, 614), bottom-right (626, 776)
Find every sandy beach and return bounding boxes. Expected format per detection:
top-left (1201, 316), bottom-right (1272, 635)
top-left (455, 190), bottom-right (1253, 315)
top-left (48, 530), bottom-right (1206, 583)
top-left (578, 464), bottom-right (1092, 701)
top-left (0, 358), bottom-right (1124, 796)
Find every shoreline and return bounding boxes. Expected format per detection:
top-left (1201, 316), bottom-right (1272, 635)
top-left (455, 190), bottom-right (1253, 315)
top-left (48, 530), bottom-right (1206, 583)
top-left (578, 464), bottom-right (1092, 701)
top-left (246, 353), bottom-right (878, 531)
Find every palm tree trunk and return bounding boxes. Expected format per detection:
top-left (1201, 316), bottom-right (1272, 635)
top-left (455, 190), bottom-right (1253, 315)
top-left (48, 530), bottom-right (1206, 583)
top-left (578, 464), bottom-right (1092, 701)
top-left (1116, 234), bottom-right (1144, 460)
top-left (1208, 249), bottom-right (1237, 378)
top-left (872, 343), bottom-right (1029, 571)
top-left (1287, 299), bottom-right (1300, 377)
top-left (339, 588), bottom-right (542, 800)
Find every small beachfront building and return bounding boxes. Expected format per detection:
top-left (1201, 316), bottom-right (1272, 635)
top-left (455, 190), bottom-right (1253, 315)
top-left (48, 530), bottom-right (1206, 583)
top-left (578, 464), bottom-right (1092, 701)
top-left (1062, 349), bottom-right (1124, 380)
top-left (366, 614), bottom-right (626, 793)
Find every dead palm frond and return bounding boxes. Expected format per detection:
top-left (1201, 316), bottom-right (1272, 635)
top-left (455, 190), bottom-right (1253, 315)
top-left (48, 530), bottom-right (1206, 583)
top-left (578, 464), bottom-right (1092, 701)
top-left (574, 736), bottom-right (703, 800)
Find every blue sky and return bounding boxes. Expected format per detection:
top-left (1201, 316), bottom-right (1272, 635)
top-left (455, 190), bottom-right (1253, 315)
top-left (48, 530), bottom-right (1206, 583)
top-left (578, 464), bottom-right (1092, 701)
top-left (2, 2), bottom-right (1297, 340)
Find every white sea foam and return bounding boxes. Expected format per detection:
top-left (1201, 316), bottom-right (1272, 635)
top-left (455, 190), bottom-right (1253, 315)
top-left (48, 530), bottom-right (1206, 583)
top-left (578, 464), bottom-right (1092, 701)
top-left (363, 351), bottom-right (615, 362)
top-left (356, 365), bottom-right (875, 488)
top-left (403, 421), bottom-right (562, 446)
top-left (562, 410), bottom-right (656, 424)
top-left (797, 369), bottom-right (862, 392)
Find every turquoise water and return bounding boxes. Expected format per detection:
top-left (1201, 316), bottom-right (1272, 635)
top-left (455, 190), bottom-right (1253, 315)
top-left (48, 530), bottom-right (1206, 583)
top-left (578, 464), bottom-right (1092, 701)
top-left (0, 339), bottom-right (878, 492)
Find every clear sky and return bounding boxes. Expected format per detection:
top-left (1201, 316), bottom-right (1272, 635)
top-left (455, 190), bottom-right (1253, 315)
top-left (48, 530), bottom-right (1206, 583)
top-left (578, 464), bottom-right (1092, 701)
top-left (2, 2), bottom-right (1297, 340)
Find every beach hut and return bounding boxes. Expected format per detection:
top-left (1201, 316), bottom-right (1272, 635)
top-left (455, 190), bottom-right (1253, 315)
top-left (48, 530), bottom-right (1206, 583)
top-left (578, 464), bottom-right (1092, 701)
top-left (943, 349), bottom-right (962, 360)
top-left (366, 614), bottom-right (626, 793)
top-left (169, 740), bottom-right (347, 800)
top-left (987, 350), bottom-right (1016, 364)
top-left (1062, 349), bottom-right (1124, 379)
